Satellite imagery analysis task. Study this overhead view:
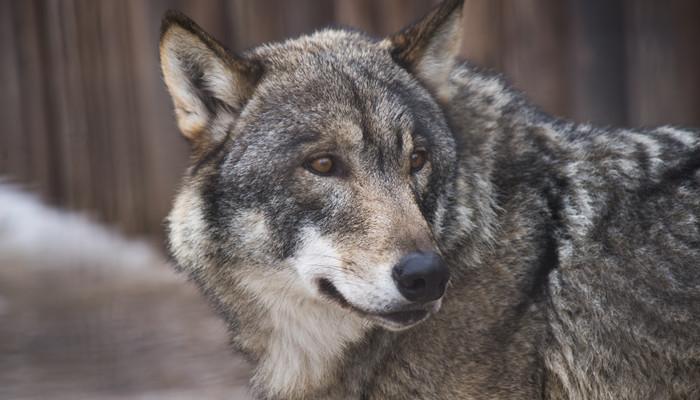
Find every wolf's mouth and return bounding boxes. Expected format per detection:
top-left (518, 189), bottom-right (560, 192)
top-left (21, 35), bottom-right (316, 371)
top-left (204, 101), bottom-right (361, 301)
top-left (318, 278), bottom-right (352, 308)
top-left (317, 278), bottom-right (431, 328)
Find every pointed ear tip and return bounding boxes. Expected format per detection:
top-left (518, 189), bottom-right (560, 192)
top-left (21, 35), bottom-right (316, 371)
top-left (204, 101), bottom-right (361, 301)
top-left (444, 0), bottom-right (466, 18)
top-left (449, 0), bottom-right (466, 11)
top-left (437, 0), bottom-right (465, 21)
top-left (160, 10), bottom-right (196, 43)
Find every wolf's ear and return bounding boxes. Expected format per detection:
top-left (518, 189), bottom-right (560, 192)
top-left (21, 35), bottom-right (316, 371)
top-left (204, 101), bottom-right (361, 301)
top-left (384, 0), bottom-right (464, 100)
top-left (160, 10), bottom-right (262, 148)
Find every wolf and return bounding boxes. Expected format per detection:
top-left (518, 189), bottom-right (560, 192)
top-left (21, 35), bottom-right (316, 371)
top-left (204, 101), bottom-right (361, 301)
top-left (160, 1), bottom-right (700, 398)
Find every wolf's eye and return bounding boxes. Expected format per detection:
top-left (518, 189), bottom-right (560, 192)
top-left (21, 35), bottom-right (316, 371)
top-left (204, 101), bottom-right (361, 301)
top-left (410, 150), bottom-right (427, 172)
top-left (305, 156), bottom-right (335, 176)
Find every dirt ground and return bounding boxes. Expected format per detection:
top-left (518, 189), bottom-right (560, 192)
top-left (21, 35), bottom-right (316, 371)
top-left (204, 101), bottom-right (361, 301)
top-left (0, 187), bottom-right (253, 399)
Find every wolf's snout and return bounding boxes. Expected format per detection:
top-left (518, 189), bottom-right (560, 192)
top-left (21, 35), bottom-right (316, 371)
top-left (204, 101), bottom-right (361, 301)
top-left (392, 252), bottom-right (449, 303)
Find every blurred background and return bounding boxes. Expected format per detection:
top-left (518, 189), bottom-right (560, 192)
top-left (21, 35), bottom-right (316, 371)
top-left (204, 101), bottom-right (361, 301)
top-left (1, 1), bottom-right (699, 399)
top-left (1, 0), bottom-right (699, 239)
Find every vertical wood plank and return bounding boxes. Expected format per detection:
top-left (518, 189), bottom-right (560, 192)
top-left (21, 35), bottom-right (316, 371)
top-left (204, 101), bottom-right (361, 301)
top-left (281, 0), bottom-right (335, 38)
top-left (625, 0), bottom-right (700, 127)
top-left (97, 0), bottom-right (147, 233)
top-left (374, 0), bottom-right (435, 36)
top-left (461, 0), bottom-right (504, 70)
top-left (46, 0), bottom-right (92, 210)
top-left (3, 0), bottom-right (56, 200)
top-left (0, 0), bottom-right (26, 188)
top-left (334, 0), bottom-right (380, 33)
top-left (568, 0), bottom-right (627, 126)
top-left (126, 0), bottom-right (189, 239)
top-left (226, 0), bottom-right (288, 49)
top-left (501, 0), bottom-right (572, 118)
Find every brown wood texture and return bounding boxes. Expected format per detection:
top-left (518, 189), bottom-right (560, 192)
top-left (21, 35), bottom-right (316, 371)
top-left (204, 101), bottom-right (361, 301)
top-left (1, 0), bottom-right (699, 238)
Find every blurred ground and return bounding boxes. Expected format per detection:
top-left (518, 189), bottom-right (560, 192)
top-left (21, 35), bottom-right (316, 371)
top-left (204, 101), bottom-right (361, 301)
top-left (0, 186), bottom-right (252, 399)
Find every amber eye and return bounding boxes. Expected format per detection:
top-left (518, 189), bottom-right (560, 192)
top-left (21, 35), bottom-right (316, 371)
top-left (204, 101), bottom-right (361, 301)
top-left (410, 150), bottom-right (427, 172)
top-left (306, 156), bottom-right (335, 176)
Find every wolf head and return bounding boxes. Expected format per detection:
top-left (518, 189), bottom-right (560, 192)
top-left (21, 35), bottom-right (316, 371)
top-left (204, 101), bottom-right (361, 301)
top-left (162, 1), bottom-right (464, 332)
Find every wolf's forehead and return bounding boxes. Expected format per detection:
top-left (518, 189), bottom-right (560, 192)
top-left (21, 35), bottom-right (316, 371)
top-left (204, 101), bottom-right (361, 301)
top-left (270, 64), bottom-right (414, 123)
top-left (248, 35), bottom-right (427, 147)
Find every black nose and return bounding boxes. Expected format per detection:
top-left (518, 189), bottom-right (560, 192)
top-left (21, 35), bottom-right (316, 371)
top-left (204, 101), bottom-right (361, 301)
top-left (392, 252), bottom-right (449, 303)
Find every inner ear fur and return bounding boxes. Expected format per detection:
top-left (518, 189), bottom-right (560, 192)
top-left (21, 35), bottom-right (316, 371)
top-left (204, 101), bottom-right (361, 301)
top-left (159, 10), bottom-right (262, 148)
top-left (385, 0), bottom-right (465, 101)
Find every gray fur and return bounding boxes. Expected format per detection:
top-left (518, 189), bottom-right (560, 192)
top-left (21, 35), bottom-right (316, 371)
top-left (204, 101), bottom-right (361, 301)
top-left (160, 2), bottom-right (700, 399)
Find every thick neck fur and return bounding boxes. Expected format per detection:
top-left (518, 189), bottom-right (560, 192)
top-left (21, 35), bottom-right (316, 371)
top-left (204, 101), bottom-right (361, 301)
top-left (234, 268), bottom-right (369, 399)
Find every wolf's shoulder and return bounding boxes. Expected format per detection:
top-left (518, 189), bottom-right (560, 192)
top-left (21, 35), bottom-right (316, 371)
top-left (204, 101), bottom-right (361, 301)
top-left (543, 124), bottom-right (700, 398)
top-left (446, 62), bottom-right (539, 123)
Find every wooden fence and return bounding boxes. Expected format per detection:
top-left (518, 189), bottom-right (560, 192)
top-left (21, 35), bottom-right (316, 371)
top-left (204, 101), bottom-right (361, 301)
top-left (1, 0), bottom-right (699, 239)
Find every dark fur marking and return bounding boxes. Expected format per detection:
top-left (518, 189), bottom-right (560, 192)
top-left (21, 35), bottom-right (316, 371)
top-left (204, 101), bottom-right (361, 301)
top-left (641, 148), bottom-right (700, 197)
top-left (200, 151), bottom-right (232, 247)
top-left (187, 61), bottom-right (219, 116)
top-left (635, 142), bottom-right (651, 181)
top-left (529, 131), bottom-right (567, 302)
top-left (395, 128), bottom-right (404, 154)
top-left (535, 176), bottom-right (566, 298)
top-left (489, 128), bottom-right (567, 352)
top-left (517, 176), bottom-right (566, 315)
top-left (191, 128), bottom-right (232, 176)
top-left (284, 131), bottom-right (321, 148)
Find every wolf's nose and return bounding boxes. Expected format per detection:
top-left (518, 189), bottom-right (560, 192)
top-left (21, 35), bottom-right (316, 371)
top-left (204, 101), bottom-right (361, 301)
top-left (392, 252), bottom-right (449, 303)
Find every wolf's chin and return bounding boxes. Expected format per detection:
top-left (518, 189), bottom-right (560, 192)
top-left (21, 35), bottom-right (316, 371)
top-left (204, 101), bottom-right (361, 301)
top-left (369, 309), bottom-right (432, 331)
top-left (317, 278), bottom-right (440, 330)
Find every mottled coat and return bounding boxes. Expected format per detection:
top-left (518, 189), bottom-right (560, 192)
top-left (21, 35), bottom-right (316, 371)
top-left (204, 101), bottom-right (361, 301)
top-left (160, 1), bottom-right (700, 398)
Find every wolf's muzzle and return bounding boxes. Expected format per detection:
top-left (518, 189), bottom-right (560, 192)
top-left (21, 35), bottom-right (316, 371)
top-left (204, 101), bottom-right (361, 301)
top-left (392, 252), bottom-right (449, 303)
